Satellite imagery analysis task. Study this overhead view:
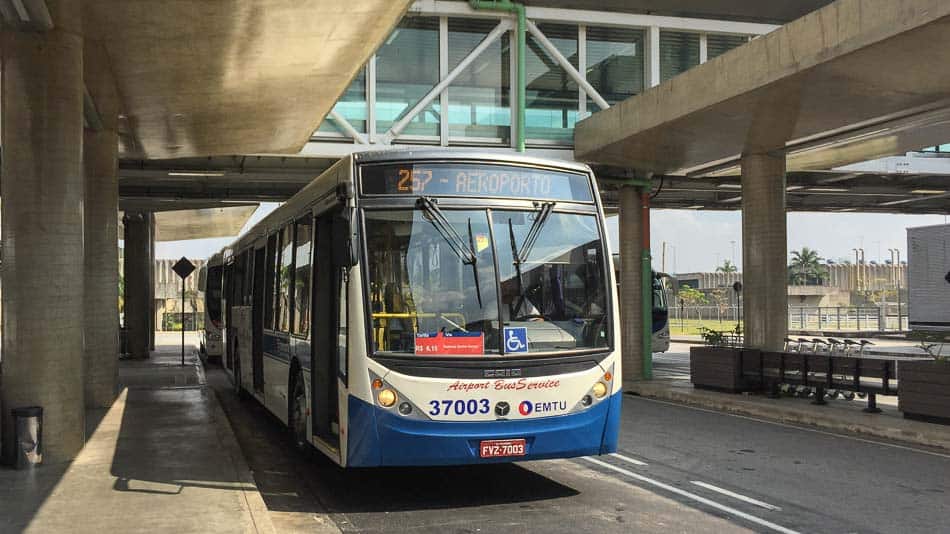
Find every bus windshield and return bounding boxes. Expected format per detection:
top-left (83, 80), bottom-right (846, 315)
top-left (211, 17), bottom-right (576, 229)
top-left (653, 275), bottom-right (667, 311)
top-left (207, 265), bottom-right (223, 323)
top-left (365, 206), bottom-right (609, 357)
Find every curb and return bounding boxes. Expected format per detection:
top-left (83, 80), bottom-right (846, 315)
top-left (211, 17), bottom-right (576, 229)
top-left (625, 382), bottom-right (950, 452)
top-left (670, 338), bottom-right (704, 345)
top-left (207, 387), bottom-right (278, 534)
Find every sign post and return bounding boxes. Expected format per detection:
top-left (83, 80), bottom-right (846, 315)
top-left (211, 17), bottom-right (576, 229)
top-left (172, 257), bottom-right (196, 366)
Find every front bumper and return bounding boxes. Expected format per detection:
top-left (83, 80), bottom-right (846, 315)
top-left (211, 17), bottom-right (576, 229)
top-left (346, 391), bottom-right (621, 467)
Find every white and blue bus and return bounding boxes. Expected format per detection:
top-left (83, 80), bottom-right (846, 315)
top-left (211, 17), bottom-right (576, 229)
top-left (199, 252), bottom-right (225, 362)
top-left (611, 254), bottom-right (674, 353)
top-left (214, 149), bottom-right (621, 466)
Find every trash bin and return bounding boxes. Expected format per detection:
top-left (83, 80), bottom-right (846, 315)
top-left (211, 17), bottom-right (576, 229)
top-left (11, 406), bottom-right (42, 469)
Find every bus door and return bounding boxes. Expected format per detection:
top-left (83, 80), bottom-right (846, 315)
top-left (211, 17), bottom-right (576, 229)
top-left (252, 246), bottom-right (266, 393)
top-left (311, 213), bottom-right (341, 445)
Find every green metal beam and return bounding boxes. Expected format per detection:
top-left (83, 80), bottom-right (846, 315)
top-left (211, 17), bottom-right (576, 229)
top-left (469, 0), bottom-right (525, 152)
top-left (639, 187), bottom-right (653, 379)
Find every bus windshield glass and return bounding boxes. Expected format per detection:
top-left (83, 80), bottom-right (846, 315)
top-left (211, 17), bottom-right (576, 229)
top-left (207, 265), bottom-right (223, 323)
top-left (365, 207), bottom-right (609, 357)
top-left (653, 275), bottom-right (667, 311)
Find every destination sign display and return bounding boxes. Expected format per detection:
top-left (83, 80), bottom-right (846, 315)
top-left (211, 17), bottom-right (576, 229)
top-left (360, 163), bottom-right (593, 202)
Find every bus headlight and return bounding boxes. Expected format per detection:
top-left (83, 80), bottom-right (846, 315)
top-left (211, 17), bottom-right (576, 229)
top-left (377, 389), bottom-right (397, 407)
top-left (398, 402), bottom-right (413, 415)
top-left (592, 382), bottom-right (608, 399)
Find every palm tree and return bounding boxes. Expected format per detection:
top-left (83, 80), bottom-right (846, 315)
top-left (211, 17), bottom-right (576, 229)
top-left (789, 247), bottom-right (826, 285)
top-left (716, 259), bottom-right (738, 273)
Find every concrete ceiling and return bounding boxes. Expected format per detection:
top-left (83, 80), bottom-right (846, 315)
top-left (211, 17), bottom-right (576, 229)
top-left (574, 0), bottom-right (950, 177)
top-left (118, 155), bottom-right (333, 205)
top-left (597, 167), bottom-right (950, 214)
top-left (115, 150), bottom-right (950, 215)
top-left (523, 0), bottom-right (834, 24)
top-left (84, 0), bottom-right (412, 160)
top-left (118, 206), bottom-right (260, 242)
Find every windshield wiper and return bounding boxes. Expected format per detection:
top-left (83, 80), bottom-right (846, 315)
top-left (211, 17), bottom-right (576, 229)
top-left (508, 218), bottom-right (527, 318)
top-left (418, 197), bottom-right (475, 264)
top-left (417, 197), bottom-right (482, 308)
top-left (518, 202), bottom-right (555, 263)
top-left (508, 202), bottom-right (555, 318)
top-left (466, 217), bottom-right (483, 308)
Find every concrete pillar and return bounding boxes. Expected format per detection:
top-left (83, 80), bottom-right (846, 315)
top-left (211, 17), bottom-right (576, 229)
top-left (123, 212), bottom-right (151, 359)
top-left (618, 186), bottom-right (644, 383)
top-left (1, 0), bottom-right (85, 463)
top-left (83, 43), bottom-right (120, 408)
top-left (741, 152), bottom-right (788, 351)
top-left (148, 215), bottom-right (156, 351)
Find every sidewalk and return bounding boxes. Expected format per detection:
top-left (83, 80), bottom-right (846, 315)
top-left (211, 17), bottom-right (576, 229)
top-left (0, 339), bottom-right (275, 534)
top-left (625, 376), bottom-right (950, 451)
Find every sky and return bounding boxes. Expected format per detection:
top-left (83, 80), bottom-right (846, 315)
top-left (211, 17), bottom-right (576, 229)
top-left (157, 203), bottom-right (948, 275)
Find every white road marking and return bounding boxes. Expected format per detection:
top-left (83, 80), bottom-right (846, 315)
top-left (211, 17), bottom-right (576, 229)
top-left (582, 457), bottom-right (801, 534)
top-left (630, 396), bottom-right (950, 461)
top-left (609, 452), bottom-right (647, 466)
top-left (690, 480), bottom-right (782, 511)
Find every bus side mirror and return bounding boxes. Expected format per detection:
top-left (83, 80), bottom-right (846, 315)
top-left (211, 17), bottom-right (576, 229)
top-left (332, 208), bottom-right (358, 268)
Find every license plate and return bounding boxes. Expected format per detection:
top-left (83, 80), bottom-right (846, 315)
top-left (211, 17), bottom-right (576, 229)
top-left (479, 439), bottom-right (526, 458)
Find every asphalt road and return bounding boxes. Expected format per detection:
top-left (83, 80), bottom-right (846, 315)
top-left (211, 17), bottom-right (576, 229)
top-left (208, 364), bottom-right (950, 534)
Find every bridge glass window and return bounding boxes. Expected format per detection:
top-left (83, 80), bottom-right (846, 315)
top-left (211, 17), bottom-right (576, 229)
top-left (276, 225), bottom-right (295, 333)
top-left (525, 23), bottom-right (578, 144)
top-left (265, 234), bottom-right (277, 330)
top-left (292, 216), bottom-right (313, 336)
top-left (317, 66), bottom-right (367, 136)
top-left (586, 26), bottom-right (645, 106)
top-left (707, 34), bottom-right (748, 61)
top-left (659, 30), bottom-right (700, 82)
top-left (376, 16), bottom-right (440, 138)
top-left (448, 18), bottom-right (510, 142)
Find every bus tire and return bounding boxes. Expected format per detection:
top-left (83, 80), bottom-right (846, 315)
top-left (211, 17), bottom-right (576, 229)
top-left (289, 369), bottom-right (308, 452)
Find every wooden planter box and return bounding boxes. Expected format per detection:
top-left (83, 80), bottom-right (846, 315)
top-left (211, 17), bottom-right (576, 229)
top-left (690, 346), bottom-right (761, 393)
top-left (899, 360), bottom-right (950, 424)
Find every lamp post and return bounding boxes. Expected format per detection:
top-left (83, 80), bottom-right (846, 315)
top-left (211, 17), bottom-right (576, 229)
top-left (889, 248), bottom-right (902, 331)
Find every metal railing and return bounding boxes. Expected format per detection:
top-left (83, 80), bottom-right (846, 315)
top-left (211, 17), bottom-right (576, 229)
top-left (669, 305), bottom-right (907, 332)
top-left (787, 306), bottom-right (907, 332)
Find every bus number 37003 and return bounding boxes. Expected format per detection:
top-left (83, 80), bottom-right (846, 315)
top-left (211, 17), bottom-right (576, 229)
top-left (429, 399), bottom-right (490, 416)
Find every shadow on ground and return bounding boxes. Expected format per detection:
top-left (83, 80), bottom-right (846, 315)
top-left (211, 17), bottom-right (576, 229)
top-left (207, 366), bottom-right (579, 520)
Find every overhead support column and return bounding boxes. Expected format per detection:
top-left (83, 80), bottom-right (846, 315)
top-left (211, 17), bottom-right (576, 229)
top-left (148, 215), bottom-right (156, 351)
top-left (83, 43), bottom-right (120, 408)
top-left (741, 152), bottom-right (788, 351)
top-left (1, 0), bottom-right (85, 463)
top-left (618, 186), bottom-right (644, 384)
top-left (123, 212), bottom-right (152, 359)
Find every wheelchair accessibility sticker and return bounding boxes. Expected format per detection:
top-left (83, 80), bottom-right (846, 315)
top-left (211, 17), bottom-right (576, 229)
top-left (504, 327), bottom-right (529, 353)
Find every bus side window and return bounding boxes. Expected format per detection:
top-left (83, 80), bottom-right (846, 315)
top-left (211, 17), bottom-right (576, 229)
top-left (292, 216), bottom-right (313, 336)
top-left (277, 224), bottom-right (295, 332)
top-left (265, 234), bottom-right (277, 329)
